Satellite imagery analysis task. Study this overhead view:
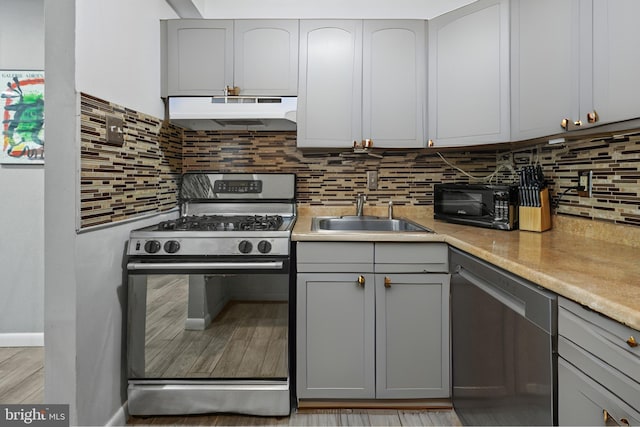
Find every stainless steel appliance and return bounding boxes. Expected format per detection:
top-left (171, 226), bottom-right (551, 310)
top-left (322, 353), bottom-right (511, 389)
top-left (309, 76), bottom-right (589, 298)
top-left (450, 247), bottom-right (557, 426)
top-left (434, 183), bottom-right (519, 230)
top-left (126, 173), bottom-right (296, 416)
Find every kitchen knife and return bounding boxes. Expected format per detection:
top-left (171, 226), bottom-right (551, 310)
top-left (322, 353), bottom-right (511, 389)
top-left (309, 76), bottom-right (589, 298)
top-left (518, 169), bottom-right (525, 206)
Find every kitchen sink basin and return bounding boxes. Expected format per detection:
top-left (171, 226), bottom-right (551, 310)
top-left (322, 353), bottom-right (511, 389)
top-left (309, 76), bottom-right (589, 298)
top-left (311, 216), bottom-right (434, 233)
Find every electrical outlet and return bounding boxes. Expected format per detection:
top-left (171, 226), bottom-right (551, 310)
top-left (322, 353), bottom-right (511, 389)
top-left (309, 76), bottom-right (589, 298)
top-left (367, 170), bottom-right (378, 190)
top-left (106, 115), bottom-right (124, 145)
top-left (577, 170), bottom-right (593, 197)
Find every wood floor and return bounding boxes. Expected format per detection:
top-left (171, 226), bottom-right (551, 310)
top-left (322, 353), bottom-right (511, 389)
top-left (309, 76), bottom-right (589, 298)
top-left (0, 348), bottom-right (462, 426)
top-left (1, 281), bottom-right (461, 426)
top-left (128, 408), bottom-right (462, 426)
top-left (144, 275), bottom-right (288, 378)
top-left (0, 346), bottom-right (43, 403)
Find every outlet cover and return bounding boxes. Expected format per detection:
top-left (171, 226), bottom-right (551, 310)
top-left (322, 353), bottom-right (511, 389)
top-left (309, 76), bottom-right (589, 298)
top-left (367, 170), bottom-right (378, 190)
top-left (577, 170), bottom-right (592, 197)
top-left (106, 115), bottom-right (124, 145)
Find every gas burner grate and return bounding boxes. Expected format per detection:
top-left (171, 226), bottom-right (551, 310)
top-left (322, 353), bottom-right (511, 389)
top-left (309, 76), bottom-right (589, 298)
top-left (238, 215), bottom-right (284, 231)
top-left (155, 214), bottom-right (285, 232)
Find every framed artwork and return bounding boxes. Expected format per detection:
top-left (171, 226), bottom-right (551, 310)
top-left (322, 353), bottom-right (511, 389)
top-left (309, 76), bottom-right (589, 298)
top-left (1, 70), bottom-right (45, 164)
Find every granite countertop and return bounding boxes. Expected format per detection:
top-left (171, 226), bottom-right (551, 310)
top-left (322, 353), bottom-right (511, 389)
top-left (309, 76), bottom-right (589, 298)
top-left (292, 206), bottom-right (640, 331)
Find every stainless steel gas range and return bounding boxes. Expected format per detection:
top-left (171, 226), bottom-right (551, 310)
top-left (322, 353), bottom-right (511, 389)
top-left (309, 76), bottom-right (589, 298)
top-left (126, 173), bottom-right (296, 416)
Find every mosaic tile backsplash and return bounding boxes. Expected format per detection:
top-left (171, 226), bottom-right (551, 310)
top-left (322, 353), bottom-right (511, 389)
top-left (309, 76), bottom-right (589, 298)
top-left (79, 94), bottom-right (640, 228)
top-left (80, 93), bottom-right (182, 228)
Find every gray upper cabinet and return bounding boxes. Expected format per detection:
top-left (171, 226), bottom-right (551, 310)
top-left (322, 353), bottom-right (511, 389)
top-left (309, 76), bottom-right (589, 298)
top-left (163, 19), bottom-right (298, 97)
top-left (511, 0), bottom-right (640, 140)
top-left (164, 20), bottom-right (233, 96)
top-left (298, 20), bottom-right (426, 148)
top-left (362, 21), bottom-right (427, 148)
top-left (510, 0), bottom-right (577, 141)
top-left (427, 0), bottom-right (510, 148)
top-left (297, 20), bottom-right (363, 148)
top-left (592, 0), bottom-right (640, 126)
top-left (233, 20), bottom-right (298, 96)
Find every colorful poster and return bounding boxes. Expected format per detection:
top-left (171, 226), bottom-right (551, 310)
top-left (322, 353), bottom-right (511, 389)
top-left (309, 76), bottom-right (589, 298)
top-left (1, 70), bottom-right (45, 164)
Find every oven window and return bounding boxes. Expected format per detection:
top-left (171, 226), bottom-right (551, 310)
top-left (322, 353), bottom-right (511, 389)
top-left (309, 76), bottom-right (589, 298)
top-left (129, 274), bottom-right (288, 380)
top-left (441, 191), bottom-right (484, 216)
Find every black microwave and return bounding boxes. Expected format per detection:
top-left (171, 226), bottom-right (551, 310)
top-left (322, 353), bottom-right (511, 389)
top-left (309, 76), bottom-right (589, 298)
top-left (434, 183), bottom-right (519, 230)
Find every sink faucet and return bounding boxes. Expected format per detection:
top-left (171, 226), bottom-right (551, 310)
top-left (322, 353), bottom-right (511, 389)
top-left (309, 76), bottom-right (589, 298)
top-left (355, 193), bottom-right (367, 216)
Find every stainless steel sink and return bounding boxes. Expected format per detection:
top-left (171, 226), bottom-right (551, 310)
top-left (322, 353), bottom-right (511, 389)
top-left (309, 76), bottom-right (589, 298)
top-left (311, 216), bottom-right (434, 233)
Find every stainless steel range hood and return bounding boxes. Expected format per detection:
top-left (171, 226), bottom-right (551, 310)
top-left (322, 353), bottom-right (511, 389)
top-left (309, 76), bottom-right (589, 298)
top-left (168, 96), bottom-right (297, 131)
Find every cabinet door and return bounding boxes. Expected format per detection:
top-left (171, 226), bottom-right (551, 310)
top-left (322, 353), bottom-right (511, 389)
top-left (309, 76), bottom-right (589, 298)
top-left (362, 20), bottom-right (426, 148)
top-left (592, 0), bottom-right (640, 125)
top-left (297, 20), bottom-right (363, 148)
top-left (375, 273), bottom-right (450, 398)
top-left (428, 0), bottom-right (510, 147)
top-left (296, 273), bottom-right (375, 399)
top-left (510, 0), bottom-right (578, 141)
top-left (234, 20), bottom-right (299, 96)
top-left (165, 20), bottom-right (233, 96)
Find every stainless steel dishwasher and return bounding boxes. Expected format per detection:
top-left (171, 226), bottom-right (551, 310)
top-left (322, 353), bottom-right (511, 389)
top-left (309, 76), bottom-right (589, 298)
top-left (450, 248), bottom-right (557, 426)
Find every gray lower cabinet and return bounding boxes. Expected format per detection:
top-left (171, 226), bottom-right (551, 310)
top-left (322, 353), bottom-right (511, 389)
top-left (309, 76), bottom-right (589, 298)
top-left (375, 272), bottom-right (450, 398)
top-left (296, 272), bottom-right (376, 398)
top-left (558, 297), bottom-right (640, 426)
top-left (296, 242), bottom-right (450, 400)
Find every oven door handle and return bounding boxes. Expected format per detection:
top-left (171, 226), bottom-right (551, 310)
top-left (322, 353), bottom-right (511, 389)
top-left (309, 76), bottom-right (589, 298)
top-left (127, 261), bottom-right (284, 271)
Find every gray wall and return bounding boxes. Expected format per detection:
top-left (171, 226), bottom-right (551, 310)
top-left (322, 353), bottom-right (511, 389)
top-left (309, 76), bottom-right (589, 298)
top-left (0, 0), bottom-right (45, 344)
top-left (44, 0), bottom-right (178, 425)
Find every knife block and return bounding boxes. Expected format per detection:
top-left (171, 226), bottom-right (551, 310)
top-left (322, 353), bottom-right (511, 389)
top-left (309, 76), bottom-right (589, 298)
top-left (519, 188), bottom-right (552, 232)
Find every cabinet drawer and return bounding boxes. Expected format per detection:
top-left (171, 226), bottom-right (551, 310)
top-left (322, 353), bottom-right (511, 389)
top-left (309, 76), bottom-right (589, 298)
top-left (297, 242), bottom-right (374, 272)
top-left (374, 243), bottom-right (448, 273)
top-left (559, 336), bottom-right (640, 412)
top-left (558, 357), bottom-right (640, 426)
top-left (559, 298), bottom-right (640, 382)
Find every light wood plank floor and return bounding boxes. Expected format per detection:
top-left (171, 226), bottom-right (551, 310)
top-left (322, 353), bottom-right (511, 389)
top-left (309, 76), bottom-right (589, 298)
top-left (128, 408), bottom-right (462, 426)
top-left (0, 346), bottom-right (44, 403)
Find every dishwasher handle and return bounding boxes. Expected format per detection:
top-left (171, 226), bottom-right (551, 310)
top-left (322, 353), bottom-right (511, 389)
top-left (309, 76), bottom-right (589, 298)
top-left (456, 265), bottom-right (526, 317)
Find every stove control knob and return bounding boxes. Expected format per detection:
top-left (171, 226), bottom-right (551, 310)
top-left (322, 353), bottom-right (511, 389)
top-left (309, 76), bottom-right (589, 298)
top-left (144, 240), bottom-right (161, 254)
top-left (257, 240), bottom-right (272, 254)
top-left (238, 240), bottom-right (253, 254)
top-left (164, 240), bottom-right (181, 254)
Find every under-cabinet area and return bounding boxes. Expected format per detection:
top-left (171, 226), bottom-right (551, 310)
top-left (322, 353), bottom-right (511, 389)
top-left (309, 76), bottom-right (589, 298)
top-left (558, 297), bottom-right (640, 426)
top-left (296, 242), bottom-right (450, 401)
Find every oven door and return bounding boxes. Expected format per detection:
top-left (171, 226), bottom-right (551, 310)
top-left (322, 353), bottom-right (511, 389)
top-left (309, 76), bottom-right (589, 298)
top-left (126, 258), bottom-right (292, 415)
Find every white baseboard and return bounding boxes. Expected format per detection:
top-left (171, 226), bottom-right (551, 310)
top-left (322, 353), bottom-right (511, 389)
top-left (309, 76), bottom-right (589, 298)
top-left (0, 332), bottom-right (44, 347)
top-left (105, 402), bottom-right (128, 427)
